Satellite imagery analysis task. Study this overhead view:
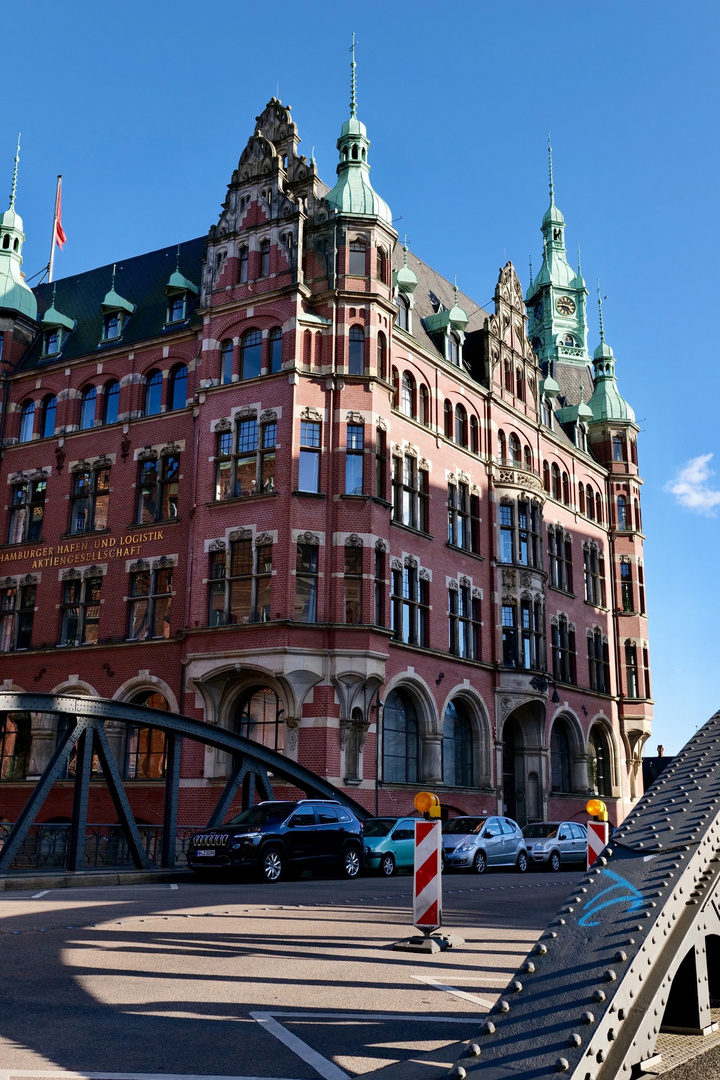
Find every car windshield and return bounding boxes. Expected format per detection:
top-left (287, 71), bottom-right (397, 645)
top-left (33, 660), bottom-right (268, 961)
top-left (523, 824), bottom-right (560, 838)
top-left (363, 819), bottom-right (397, 838)
top-left (227, 803), bottom-right (297, 826)
top-left (443, 817), bottom-right (486, 835)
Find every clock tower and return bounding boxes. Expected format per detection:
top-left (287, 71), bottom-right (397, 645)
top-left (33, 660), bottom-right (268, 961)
top-left (525, 140), bottom-right (588, 372)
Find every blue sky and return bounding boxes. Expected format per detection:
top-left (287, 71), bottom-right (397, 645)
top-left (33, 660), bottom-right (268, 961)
top-left (5, 0), bottom-right (718, 752)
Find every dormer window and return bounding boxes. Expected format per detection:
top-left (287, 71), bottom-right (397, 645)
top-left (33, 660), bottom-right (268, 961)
top-left (447, 333), bottom-right (460, 366)
top-left (396, 295), bottom-right (409, 331)
top-left (103, 312), bottom-right (122, 341)
top-left (167, 295), bottom-right (186, 323)
top-left (43, 328), bottom-right (62, 357)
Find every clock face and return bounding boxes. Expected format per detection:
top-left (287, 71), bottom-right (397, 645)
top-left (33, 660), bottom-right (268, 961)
top-left (534, 302), bottom-right (543, 320)
top-left (557, 295), bottom-right (576, 316)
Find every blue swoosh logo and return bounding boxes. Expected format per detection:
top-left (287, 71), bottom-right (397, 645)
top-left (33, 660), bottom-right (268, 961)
top-left (577, 868), bottom-right (645, 927)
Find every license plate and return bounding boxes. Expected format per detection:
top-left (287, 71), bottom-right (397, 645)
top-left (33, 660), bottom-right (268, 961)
top-left (196, 849), bottom-right (215, 858)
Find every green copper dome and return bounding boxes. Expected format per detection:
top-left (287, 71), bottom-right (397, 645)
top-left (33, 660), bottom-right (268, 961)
top-left (0, 138), bottom-right (37, 322)
top-left (394, 241), bottom-right (418, 294)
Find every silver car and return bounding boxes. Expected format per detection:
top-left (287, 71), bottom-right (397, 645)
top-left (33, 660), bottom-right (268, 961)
top-left (522, 821), bottom-right (587, 871)
top-left (442, 815), bottom-right (528, 874)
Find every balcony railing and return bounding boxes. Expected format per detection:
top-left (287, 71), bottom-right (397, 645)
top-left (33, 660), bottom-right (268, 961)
top-left (0, 823), bottom-right (201, 873)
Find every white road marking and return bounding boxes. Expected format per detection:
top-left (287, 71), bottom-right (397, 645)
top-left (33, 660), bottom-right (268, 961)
top-left (411, 975), bottom-right (495, 1009)
top-left (31, 890), bottom-right (49, 899)
top-left (0, 1075), bottom-right (299, 1080)
top-left (169, 884), bottom-right (178, 890)
top-left (250, 1013), bottom-right (350, 1080)
top-left (258, 1010), bottom-right (483, 1023)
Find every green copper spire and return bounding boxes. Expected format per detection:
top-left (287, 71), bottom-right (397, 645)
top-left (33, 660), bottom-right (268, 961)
top-left (0, 134), bottom-right (36, 321)
top-left (586, 282), bottom-right (635, 423)
top-left (597, 280), bottom-right (605, 342)
top-left (101, 263), bottom-right (136, 315)
top-left (395, 234), bottom-right (418, 295)
top-left (324, 36), bottom-right (392, 225)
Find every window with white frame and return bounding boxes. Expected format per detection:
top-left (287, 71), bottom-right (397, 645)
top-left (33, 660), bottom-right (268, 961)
top-left (345, 423), bottom-right (364, 494)
top-left (215, 416), bottom-right (276, 500)
top-left (8, 476), bottom-right (46, 544)
top-left (392, 454), bottom-right (429, 532)
top-left (298, 420), bottom-right (322, 492)
top-left (391, 559), bottom-right (429, 646)
top-left (128, 562), bottom-right (173, 640)
top-left (60, 573), bottom-right (103, 646)
top-left (447, 481), bottom-right (480, 554)
top-left (448, 581), bottom-right (480, 659)
top-left (207, 538), bottom-right (272, 626)
top-left (584, 544), bottom-right (606, 607)
top-left (70, 464), bottom-right (110, 534)
top-left (548, 526), bottom-right (573, 592)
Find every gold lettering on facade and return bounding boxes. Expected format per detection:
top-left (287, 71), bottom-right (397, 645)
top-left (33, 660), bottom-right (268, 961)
top-left (0, 530), bottom-right (167, 571)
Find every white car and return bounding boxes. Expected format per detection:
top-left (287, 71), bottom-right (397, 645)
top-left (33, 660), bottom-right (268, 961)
top-left (522, 821), bottom-right (587, 871)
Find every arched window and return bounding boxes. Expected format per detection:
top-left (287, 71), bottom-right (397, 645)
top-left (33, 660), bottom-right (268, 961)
top-left (444, 399), bottom-right (453, 438)
top-left (144, 370), bottom-right (162, 416)
top-left (543, 461), bottom-right (551, 492)
top-left (523, 445), bottom-right (533, 471)
top-left (612, 435), bottom-right (624, 462)
top-left (504, 362), bottom-right (513, 392)
top-left (634, 499), bottom-right (642, 532)
top-left (269, 328), bottom-right (283, 374)
top-left (221, 340), bottom-right (233, 384)
top-left (470, 414), bottom-right (479, 453)
top-left (579, 485), bottom-right (585, 515)
top-left (124, 691), bottom-right (169, 780)
top-left (401, 371), bottom-right (416, 418)
top-left (0, 712), bottom-right (31, 780)
top-left (238, 246), bottom-right (249, 284)
top-left (395, 295), bottom-right (409, 331)
top-left (80, 386), bottom-right (97, 430)
top-left (516, 368), bottom-right (525, 401)
top-left (442, 701), bottom-right (473, 787)
top-left (589, 725), bottom-right (612, 797)
top-left (550, 463), bottom-right (560, 500)
top-left (349, 239), bottom-right (366, 276)
top-left (376, 247), bottom-right (387, 283)
top-left (168, 365), bottom-right (188, 411)
top-left (315, 331), bottom-right (323, 369)
top-left (382, 689), bottom-right (419, 784)
top-left (508, 433), bottom-right (521, 464)
top-left (348, 326), bottom-right (364, 375)
top-left (563, 334), bottom-right (575, 347)
top-left (585, 485), bottom-right (594, 520)
top-left (617, 494), bottom-right (628, 530)
top-left (234, 685), bottom-right (283, 753)
top-left (376, 332), bottom-right (386, 379)
top-left (448, 333), bottom-right (460, 365)
top-left (498, 430), bottom-right (506, 463)
top-left (240, 329), bottom-right (262, 380)
top-left (19, 401), bottom-right (35, 442)
top-left (455, 403), bottom-right (467, 447)
top-left (41, 395), bottom-right (57, 439)
top-left (103, 380), bottom-right (120, 425)
top-left (550, 718), bottom-right (572, 793)
top-left (596, 493), bottom-right (603, 523)
top-left (259, 239), bottom-right (270, 277)
top-left (391, 367), bottom-right (399, 408)
top-left (303, 329), bottom-right (312, 368)
top-left (419, 384), bottom-right (430, 427)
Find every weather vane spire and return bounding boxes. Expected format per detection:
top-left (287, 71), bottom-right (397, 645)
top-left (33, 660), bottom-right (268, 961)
top-left (9, 133), bottom-right (20, 209)
top-left (597, 280), bottom-right (605, 343)
top-left (453, 275), bottom-right (459, 306)
top-left (577, 244), bottom-right (582, 275)
top-left (112, 263), bottom-right (117, 290)
top-left (548, 130), bottom-right (554, 203)
top-left (350, 32), bottom-right (358, 118)
top-left (529, 255), bottom-right (533, 285)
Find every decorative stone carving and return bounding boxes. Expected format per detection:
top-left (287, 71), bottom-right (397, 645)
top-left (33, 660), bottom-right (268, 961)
top-left (229, 528), bottom-right (252, 542)
top-left (345, 534), bottom-right (363, 547)
top-left (391, 443), bottom-right (403, 457)
top-left (71, 460), bottom-right (89, 474)
top-left (459, 575), bottom-right (471, 588)
top-left (61, 568), bottom-right (81, 581)
top-left (346, 411), bottom-right (364, 424)
top-left (214, 418), bottom-right (232, 432)
top-left (448, 579), bottom-right (459, 592)
top-left (375, 539), bottom-right (387, 552)
top-left (549, 614), bottom-right (559, 626)
top-left (419, 568), bottom-right (430, 580)
top-left (297, 531), bottom-right (319, 545)
top-left (209, 538), bottom-right (226, 551)
top-left (501, 569), bottom-right (516, 589)
top-left (472, 587), bottom-right (482, 599)
top-left (96, 455), bottom-right (112, 468)
top-left (404, 555), bottom-right (418, 569)
top-left (419, 458), bottom-right (429, 471)
top-left (501, 593), bottom-right (515, 605)
top-left (237, 406), bottom-right (257, 421)
top-left (260, 410), bottom-right (277, 423)
top-left (138, 447), bottom-right (157, 462)
top-left (377, 416), bottom-right (387, 431)
top-left (301, 406), bottom-right (322, 421)
top-left (161, 442), bottom-right (181, 457)
top-left (255, 533), bottom-right (273, 546)
top-left (390, 557), bottom-right (403, 572)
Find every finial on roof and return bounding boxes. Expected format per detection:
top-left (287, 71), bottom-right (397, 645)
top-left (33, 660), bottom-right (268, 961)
top-left (577, 244), bottom-right (582, 275)
top-left (529, 255), bottom-right (533, 283)
top-left (52, 283), bottom-right (57, 303)
top-left (9, 133), bottom-right (20, 209)
top-left (453, 275), bottom-right (459, 306)
top-left (349, 32), bottom-right (358, 118)
top-left (310, 145), bottom-right (315, 163)
top-left (548, 131), bottom-right (554, 203)
top-left (403, 234), bottom-right (409, 266)
top-left (176, 245), bottom-right (181, 271)
top-left (111, 263), bottom-right (117, 289)
top-left (597, 279), bottom-right (605, 342)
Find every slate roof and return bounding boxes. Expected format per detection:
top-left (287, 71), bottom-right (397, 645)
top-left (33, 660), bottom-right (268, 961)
top-left (22, 236), bottom-right (207, 370)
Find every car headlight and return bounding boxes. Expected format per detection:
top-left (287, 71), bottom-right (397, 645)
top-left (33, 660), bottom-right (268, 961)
top-left (237, 832), bottom-right (261, 842)
top-left (456, 841), bottom-right (474, 852)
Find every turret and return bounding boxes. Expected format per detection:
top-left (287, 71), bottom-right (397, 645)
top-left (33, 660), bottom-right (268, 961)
top-left (0, 137), bottom-right (37, 323)
top-left (587, 286), bottom-right (635, 425)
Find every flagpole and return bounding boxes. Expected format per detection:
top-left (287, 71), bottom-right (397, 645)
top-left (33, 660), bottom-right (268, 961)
top-left (48, 175), bottom-right (62, 283)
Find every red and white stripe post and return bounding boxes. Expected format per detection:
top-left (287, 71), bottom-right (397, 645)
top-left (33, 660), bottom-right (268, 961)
top-left (413, 818), bottom-right (442, 932)
top-left (586, 798), bottom-right (610, 870)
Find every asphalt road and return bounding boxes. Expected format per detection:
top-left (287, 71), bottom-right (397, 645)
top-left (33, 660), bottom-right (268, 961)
top-left (0, 866), bottom-right (581, 1080)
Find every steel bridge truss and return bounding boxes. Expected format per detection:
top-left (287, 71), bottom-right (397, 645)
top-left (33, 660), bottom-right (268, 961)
top-left (0, 692), bottom-right (369, 876)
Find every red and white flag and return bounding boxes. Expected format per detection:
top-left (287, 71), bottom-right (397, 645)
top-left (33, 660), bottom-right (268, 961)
top-left (53, 176), bottom-right (66, 250)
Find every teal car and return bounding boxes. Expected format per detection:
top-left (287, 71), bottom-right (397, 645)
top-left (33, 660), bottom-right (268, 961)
top-left (363, 817), bottom-right (417, 876)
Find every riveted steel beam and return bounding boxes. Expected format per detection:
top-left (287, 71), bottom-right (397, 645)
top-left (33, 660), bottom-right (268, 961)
top-left (94, 720), bottom-right (151, 871)
top-left (160, 732), bottom-right (181, 869)
top-left (68, 724), bottom-right (95, 873)
top-left (442, 709), bottom-right (720, 1080)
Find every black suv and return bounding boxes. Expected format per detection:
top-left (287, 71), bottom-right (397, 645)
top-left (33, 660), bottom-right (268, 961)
top-left (187, 799), bottom-right (365, 882)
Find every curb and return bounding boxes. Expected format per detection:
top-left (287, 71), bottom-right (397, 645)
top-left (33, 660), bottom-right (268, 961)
top-left (0, 869), bottom-right (194, 892)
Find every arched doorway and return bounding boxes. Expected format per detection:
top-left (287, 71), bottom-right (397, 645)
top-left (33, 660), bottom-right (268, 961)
top-left (124, 691), bottom-right (169, 779)
top-left (501, 700), bottom-right (545, 825)
top-left (234, 686), bottom-right (283, 753)
top-left (588, 724), bottom-right (613, 797)
top-left (382, 689), bottom-right (419, 784)
top-left (550, 717), bottom-right (572, 793)
top-left (503, 717), bottom-right (521, 821)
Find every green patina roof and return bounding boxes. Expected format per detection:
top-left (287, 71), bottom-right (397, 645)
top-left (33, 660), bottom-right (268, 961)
top-left (165, 268), bottom-right (199, 296)
top-left (588, 347), bottom-right (635, 423)
top-left (394, 242), bottom-right (418, 294)
top-left (41, 295), bottom-right (75, 332)
top-left (0, 137), bottom-right (37, 322)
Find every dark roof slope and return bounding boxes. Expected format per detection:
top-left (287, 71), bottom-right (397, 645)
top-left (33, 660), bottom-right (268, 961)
top-left (22, 236), bottom-right (207, 370)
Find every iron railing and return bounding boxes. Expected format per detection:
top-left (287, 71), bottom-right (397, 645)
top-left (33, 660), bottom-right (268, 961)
top-left (0, 822), bottom-right (201, 872)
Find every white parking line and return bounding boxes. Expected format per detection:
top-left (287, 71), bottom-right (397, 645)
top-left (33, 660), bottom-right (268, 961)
top-left (0, 1074), bottom-right (299, 1080)
top-left (169, 884), bottom-right (178, 890)
top-left (250, 1014), bottom-right (350, 1080)
top-left (31, 890), bottom-right (49, 899)
top-left (410, 975), bottom-right (495, 1009)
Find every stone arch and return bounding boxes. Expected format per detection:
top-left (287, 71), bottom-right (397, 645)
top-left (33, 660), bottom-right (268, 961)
top-left (499, 698), bottom-right (545, 825)
top-left (112, 675), bottom-right (178, 714)
top-left (439, 684), bottom-right (492, 789)
top-left (381, 673), bottom-right (439, 785)
top-left (547, 709), bottom-right (587, 794)
top-left (51, 679), bottom-right (99, 698)
top-left (587, 715), bottom-right (620, 798)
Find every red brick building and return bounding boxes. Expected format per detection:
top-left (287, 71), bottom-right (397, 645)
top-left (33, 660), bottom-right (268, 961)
top-left (0, 93), bottom-right (651, 829)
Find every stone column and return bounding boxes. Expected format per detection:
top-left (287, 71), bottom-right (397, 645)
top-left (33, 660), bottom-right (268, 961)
top-left (26, 712), bottom-right (59, 778)
top-left (421, 734), bottom-right (443, 785)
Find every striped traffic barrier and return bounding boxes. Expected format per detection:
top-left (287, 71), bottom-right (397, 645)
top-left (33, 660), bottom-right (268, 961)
top-left (586, 797), bottom-right (610, 870)
top-left (413, 819), bottom-right (442, 931)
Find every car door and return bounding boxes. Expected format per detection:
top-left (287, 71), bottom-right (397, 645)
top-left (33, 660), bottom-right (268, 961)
top-left (570, 823), bottom-right (587, 863)
top-left (285, 806), bottom-right (318, 865)
top-left (500, 818), bottom-right (518, 864)
top-left (482, 817), bottom-right (504, 865)
top-left (313, 804), bottom-right (340, 864)
top-left (557, 823), bottom-right (573, 863)
top-left (390, 819), bottom-right (416, 869)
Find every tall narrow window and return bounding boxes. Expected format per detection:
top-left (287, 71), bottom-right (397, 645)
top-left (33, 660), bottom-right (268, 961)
top-left (448, 584), bottom-right (480, 659)
top-left (520, 598), bottom-right (543, 670)
top-left (240, 329), bottom-right (262, 380)
top-left (620, 561), bottom-right (634, 612)
top-left (444, 399), bottom-right (453, 438)
top-left (395, 295), bottom-right (409, 330)
top-left (625, 643), bottom-right (639, 698)
top-left (259, 239), bottom-right (270, 277)
top-left (0, 713), bottom-right (31, 779)
top-left (144, 370), bottom-right (162, 416)
top-left (470, 414), bottom-right (479, 453)
top-left (551, 615), bottom-right (576, 684)
top-left (401, 371), bottom-right (415, 418)
top-left (579, 485), bottom-right (585, 515)
top-left (392, 367), bottom-right (399, 407)
top-left (392, 455), bottom-right (428, 532)
top-left (447, 482), bottom-right (480, 554)
top-left (543, 461), bottom-right (551, 492)
top-left (516, 368), bottom-right (525, 401)
top-left (382, 690), bottom-right (418, 784)
top-left (19, 401), bottom-right (35, 442)
top-left (638, 563), bottom-right (646, 614)
top-left (498, 431), bottom-right (507, 462)
top-left (524, 445), bottom-right (533, 471)
top-left (551, 463), bottom-right (561, 500)
top-left (376, 247), bottom-right (387, 282)
top-left (348, 326), bottom-right (364, 375)
top-left (589, 727), bottom-right (612, 796)
top-left (60, 575), bottom-right (103, 646)
top-left (8, 477), bottom-right (46, 544)
top-left (447, 333), bottom-right (459, 365)
top-left (208, 539), bottom-right (273, 626)
top-left (596, 492), bottom-right (603, 522)
top-left (238, 246), bottom-right (249, 283)
top-left (583, 544), bottom-right (605, 606)
top-left (215, 416), bottom-right (276, 499)
top-left (70, 465), bottom-right (110, 534)
top-left (295, 543), bottom-right (318, 621)
top-left (125, 724), bottom-right (167, 779)
top-left (643, 647), bottom-right (651, 698)
top-left (502, 603), bottom-right (518, 667)
top-left (221, 340), bottom-right (234, 384)
top-left (136, 454), bottom-right (179, 523)
top-left (103, 380), bottom-right (120, 425)
top-left (376, 333), bottom-right (386, 379)
top-left (550, 721), bottom-right (572, 792)
top-left (128, 564), bottom-right (173, 640)
top-left (349, 239), bottom-right (366, 276)
top-left (374, 545), bottom-right (386, 626)
top-left (79, 387), bottom-right (96, 430)
top-left (269, 328), bottom-right (283, 373)
top-left (344, 544), bottom-right (363, 624)
top-left (508, 433), bottom-right (521, 464)
top-left (548, 528), bottom-right (573, 592)
top-left (455, 404), bottom-right (467, 447)
top-left (442, 702), bottom-right (473, 786)
top-left (588, 629), bottom-right (610, 694)
top-left (41, 395), bottom-right (57, 438)
top-left (585, 484), bottom-right (594, 520)
top-left (375, 426), bottom-right (387, 500)
top-left (391, 561), bottom-right (429, 646)
top-left (499, 503), bottom-right (514, 563)
top-left (613, 435), bottom-right (624, 462)
top-left (617, 494), bottom-right (628, 530)
top-left (420, 384), bottom-right (430, 426)
top-left (298, 420), bottom-right (321, 492)
top-left (0, 582), bottom-right (35, 652)
top-left (303, 330), bottom-right (312, 369)
top-left (168, 365), bottom-right (187, 411)
top-left (345, 423), bottom-right (364, 495)
top-left (562, 472), bottom-right (570, 506)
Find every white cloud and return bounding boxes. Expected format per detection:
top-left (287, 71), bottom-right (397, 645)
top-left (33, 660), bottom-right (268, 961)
top-left (665, 454), bottom-right (720, 516)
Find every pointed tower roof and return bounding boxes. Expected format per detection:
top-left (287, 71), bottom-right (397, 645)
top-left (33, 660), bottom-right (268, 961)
top-left (587, 284), bottom-right (635, 423)
top-left (165, 246), bottom-right (199, 296)
top-left (101, 264), bottom-right (135, 315)
top-left (542, 135), bottom-right (565, 228)
top-left (324, 36), bottom-right (393, 225)
top-left (535, 137), bottom-right (575, 290)
top-left (0, 135), bottom-right (37, 322)
top-left (394, 236), bottom-right (418, 294)
top-left (41, 284), bottom-right (75, 331)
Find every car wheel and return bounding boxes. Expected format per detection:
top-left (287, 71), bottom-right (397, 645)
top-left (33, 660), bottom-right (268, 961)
top-left (380, 853), bottom-right (395, 877)
top-left (516, 851), bottom-right (528, 873)
top-left (473, 850), bottom-right (486, 874)
top-left (549, 850), bottom-right (561, 873)
top-left (341, 845), bottom-right (361, 879)
top-left (260, 847), bottom-right (284, 883)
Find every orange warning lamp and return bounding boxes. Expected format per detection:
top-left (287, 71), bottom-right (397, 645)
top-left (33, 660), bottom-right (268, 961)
top-left (414, 791), bottom-right (441, 818)
top-left (586, 798), bottom-right (608, 822)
